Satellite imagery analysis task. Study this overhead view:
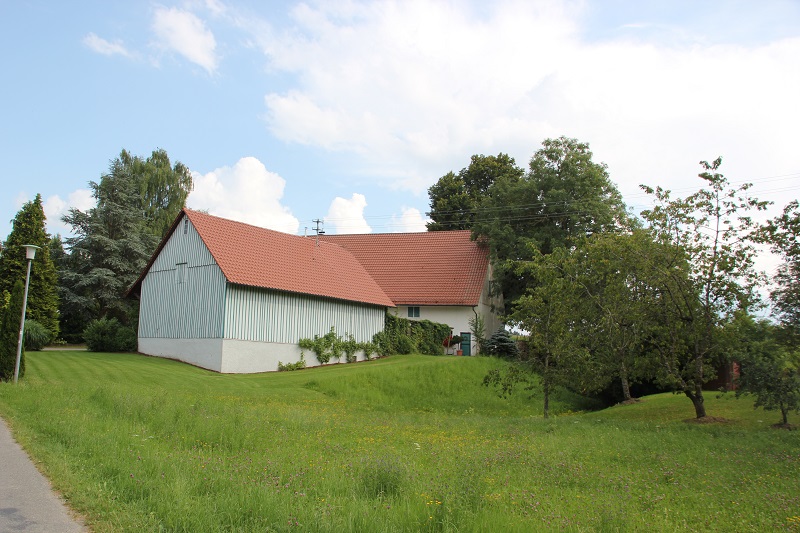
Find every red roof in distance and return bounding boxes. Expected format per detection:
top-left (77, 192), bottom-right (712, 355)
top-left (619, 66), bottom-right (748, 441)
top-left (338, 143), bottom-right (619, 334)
top-left (320, 230), bottom-right (490, 306)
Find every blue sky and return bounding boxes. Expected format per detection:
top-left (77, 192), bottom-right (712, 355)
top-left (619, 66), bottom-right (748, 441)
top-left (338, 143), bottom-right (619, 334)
top-left (1, 0), bottom-right (799, 248)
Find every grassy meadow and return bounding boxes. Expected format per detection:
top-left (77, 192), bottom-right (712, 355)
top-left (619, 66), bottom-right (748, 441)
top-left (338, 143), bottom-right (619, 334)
top-left (0, 351), bottom-right (798, 532)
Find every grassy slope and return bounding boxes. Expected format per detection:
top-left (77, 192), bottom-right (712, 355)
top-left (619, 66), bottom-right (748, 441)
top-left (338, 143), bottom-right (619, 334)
top-left (0, 351), bottom-right (798, 532)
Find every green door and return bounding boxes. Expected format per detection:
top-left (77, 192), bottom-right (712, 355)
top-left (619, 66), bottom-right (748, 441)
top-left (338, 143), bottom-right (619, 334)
top-left (460, 332), bottom-right (471, 356)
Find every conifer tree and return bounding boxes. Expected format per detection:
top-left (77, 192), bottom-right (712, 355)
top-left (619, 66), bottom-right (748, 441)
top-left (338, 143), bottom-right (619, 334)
top-left (0, 280), bottom-right (25, 381)
top-left (0, 194), bottom-right (60, 338)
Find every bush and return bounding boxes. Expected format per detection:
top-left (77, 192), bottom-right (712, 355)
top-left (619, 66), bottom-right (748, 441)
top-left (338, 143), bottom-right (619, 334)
top-left (83, 317), bottom-right (137, 352)
top-left (375, 313), bottom-right (451, 356)
top-left (24, 319), bottom-right (52, 351)
top-left (396, 334), bottom-right (415, 354)
top-left (278, 354), bottom-right (306, 372)
top-left (484, 329), bottom-right (519, 359)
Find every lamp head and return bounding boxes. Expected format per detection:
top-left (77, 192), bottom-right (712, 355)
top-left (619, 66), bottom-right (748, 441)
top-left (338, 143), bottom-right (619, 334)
top-left (22, 244), bottom-right (41, 261)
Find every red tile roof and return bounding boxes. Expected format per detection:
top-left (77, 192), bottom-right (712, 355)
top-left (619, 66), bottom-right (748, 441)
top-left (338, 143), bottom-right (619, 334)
top-left (320, 231), bottom-right (490, 306)
top-left (130, 209), bottom-right (394, 308)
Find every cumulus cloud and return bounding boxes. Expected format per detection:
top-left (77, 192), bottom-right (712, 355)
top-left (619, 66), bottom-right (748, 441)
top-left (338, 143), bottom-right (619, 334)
top-left (83, 33), bottom-right (134, 58)
top-left (325, 193), bottom-right (371, 234)
top-left (152, 6), bottom-right (218, 74)
top-left (256, 1), bottom-right (800, 207)
top-left (9, 189), bottom-right (96, 238)
top-left (387, 207), bottom-right (427, 233)
top-left (188, 157), bottom-right (300, 233)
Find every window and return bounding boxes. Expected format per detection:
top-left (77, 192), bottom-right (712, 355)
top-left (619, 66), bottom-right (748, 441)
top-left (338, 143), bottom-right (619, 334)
top-left (407, 306), bottom-right (420, 318)
top-left (183, 218), bottom-right (189, 235)
top-left (175, 262), bottom-right (187, 284)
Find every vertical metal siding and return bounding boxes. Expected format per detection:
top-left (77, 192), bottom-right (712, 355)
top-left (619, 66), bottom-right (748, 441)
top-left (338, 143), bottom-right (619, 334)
top-left (224, 284), bottom-right (385, 343)
top-left (140, 216), bottom-right (385, 343)
top-left (139, 219), bottom-right (226, 339)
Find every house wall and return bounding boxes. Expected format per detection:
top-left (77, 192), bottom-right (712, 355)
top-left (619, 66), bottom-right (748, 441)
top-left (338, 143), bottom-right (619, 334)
top-left (397, 264), bottom-right (503, 355)
top-left (224, 285), bottom-right (384, 344)
top-left (138, 216), bottom-right (387, 373)
top-left (138, 219), bottom-right (227, 340)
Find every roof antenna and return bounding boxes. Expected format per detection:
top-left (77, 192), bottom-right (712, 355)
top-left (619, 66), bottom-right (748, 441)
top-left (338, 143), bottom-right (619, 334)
top-left (312, 218), bottom-right (326, 246)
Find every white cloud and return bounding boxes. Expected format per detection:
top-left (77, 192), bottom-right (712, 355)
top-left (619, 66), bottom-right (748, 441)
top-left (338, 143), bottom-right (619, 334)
top-left (387, 207), bottom-right (427, 233)
top-left (152, 6), bottom-right (218, 74)
top-left (188, 157), bottom-right (300, 233)
top-left (83, 32), bottom-right (134, 58)
top-left (255, 1), bottom-right (800, 211)
top-left (325, 193), bottom-right (371, 234)
top-left (9, 189), bottom-right (96, 238)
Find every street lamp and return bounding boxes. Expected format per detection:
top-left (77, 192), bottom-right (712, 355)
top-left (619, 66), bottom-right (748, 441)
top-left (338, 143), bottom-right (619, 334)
top-left (14, 244), bottom-right (40, 384)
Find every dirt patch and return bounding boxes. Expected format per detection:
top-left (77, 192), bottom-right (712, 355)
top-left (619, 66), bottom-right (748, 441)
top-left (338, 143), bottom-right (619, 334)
top-left (618, 398), bottom-right (642, 406)
top-left (684, 416), bottom-right (732, 424)
top-left (771, 423), bottom-right (797, 431)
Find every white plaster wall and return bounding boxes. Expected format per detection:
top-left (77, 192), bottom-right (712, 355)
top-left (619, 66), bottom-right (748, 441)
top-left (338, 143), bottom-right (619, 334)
top-left (138, 338), bottom-right (224, 372)
top-left (220, 339), bottom-right (374, 373)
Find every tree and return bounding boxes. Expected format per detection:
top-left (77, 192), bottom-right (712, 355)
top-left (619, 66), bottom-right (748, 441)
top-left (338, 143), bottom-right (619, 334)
top-left (563, 230), bottom-right (675, 402)
top-left (473, 137), bottom-right (629, 312)
top-left (763, 200), bottom-right (800, 340)
top-left (730, 314), bottom-right (800, 426)
top-left (500, 247), bottom-right (596, 418)
top-left (60, 148), bottom-right (192, 335)
top-left (427, 153), bottom-right (523, 231)
top-left (0, 281), bottom-right (25, 381)
top-left (640, 158), bottom-right (769, 418)
top-left (0, 194), bottom-right (60, 338)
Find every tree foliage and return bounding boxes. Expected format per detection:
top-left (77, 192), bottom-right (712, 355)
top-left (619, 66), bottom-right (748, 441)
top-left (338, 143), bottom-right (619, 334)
top-left (640, 158), bottom-right (769, 418)
top-left (427, 153), bottom-right (523, 231)
top-left (0, 194), bottom-right (60, 338)
top-left (763, 200), bottom-right (800, 340)
top-left (0, 281), bottom-right (25, 381)
top-left (60, 149), bottom-right (193, 339)
top-left (730, 314), bottom-right (800, 426)
top-left (472, 137), bottom-right (629, 311)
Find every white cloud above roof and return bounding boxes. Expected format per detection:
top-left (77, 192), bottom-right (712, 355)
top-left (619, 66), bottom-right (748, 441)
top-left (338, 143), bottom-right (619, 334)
top-left (188, 157), bottom-right (299, 234)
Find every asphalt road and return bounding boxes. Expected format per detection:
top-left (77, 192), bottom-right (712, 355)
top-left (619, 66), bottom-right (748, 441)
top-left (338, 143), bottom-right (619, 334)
top-left (0, 417), bottom-right (86, 532)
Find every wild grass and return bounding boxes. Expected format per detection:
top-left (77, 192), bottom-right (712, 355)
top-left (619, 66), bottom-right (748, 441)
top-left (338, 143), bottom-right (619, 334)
top-left (0, 351), bottom-right (798, 532)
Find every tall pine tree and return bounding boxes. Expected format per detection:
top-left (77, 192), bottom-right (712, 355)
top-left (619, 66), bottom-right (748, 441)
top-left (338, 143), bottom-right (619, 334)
top-left (60, 148), bottom-right (192, 337)
top-left (0, 280), bottom-right (25, 381)
top-left (0, 194), bottom-right (60, 338)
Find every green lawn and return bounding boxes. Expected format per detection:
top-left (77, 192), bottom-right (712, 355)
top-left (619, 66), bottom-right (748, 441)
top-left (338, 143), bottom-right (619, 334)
top-left (0, 351), bottom-right (798, 532)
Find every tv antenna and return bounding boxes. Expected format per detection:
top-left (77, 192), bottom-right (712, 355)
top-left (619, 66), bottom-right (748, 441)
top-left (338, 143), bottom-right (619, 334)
top-left (312, 219), bottom-right (326, 246)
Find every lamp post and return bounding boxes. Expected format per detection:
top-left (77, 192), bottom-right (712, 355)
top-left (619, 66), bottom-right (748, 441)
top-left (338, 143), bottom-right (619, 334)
top-left (14, 244), bottom-right (40, 384)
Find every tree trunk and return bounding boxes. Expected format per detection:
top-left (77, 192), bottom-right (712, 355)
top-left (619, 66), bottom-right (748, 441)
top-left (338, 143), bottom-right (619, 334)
top-left (619, 361), bottom-right (632, 401)
top-left (685, 388), bottom-right (706, 418)
top-left (543, 378), bottom-right (550, 420)
top-left (781, 403), bottom-right (788, 426)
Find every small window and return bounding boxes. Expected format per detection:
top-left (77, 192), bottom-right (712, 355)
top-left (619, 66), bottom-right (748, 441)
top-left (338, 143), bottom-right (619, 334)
top-left (175, 263), bottom-right (187, 284)
top-left (407, 306), bottom-right (420, 318)
top-left (183, 218), bottom-right (189, 235)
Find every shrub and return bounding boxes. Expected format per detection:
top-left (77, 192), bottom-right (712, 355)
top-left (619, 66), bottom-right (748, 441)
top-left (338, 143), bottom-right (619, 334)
top-left (375, 313), bottom-right (451, 356)
top-left (342, 334), bottom-right (360, 363)
top-left (484, 329), bottom-right (519, 359)
top-left (24, 319), bottom-right (52, 351)
top-left (361, 342), bottom-right (378, 361)
top-left (278, 354), bottom-right (306, 372)
top-left (396, 334), bottom-right (415, 354)
top-left (83, 317), bottom-right (137, 352)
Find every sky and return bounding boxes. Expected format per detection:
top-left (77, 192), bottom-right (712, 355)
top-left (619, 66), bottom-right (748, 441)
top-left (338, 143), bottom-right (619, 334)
top-left (1, 0), bottom-right (799, 260)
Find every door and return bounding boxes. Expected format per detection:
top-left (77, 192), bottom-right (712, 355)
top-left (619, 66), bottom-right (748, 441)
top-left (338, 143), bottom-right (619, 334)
top-left (460, 332), bottom-right (471, 356)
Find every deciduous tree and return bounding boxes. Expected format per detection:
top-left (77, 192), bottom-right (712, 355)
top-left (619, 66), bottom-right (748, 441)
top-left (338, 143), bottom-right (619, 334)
top-left (640, 158), bottom-right (769, 418)
top-left (427, 153), bottom-right (523, 231)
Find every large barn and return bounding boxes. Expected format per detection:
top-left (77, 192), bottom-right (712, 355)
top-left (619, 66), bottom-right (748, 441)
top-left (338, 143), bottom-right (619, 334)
top-left (129, 209), bottom-right (501, 373)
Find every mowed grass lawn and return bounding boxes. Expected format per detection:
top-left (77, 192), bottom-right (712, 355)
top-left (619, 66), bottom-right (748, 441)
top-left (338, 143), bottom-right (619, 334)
top-left (0, 351), bottom-right (798, 532)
